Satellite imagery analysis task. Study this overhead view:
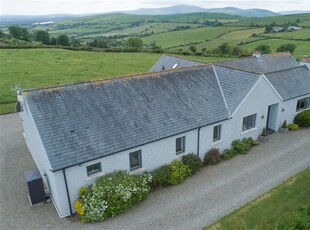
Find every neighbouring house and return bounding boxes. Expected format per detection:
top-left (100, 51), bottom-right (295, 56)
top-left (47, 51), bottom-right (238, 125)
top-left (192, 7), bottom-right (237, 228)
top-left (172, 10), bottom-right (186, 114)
top-left (17, 52), bottom-right (310, 217)
top-left (287, 26), bottom-right (302, 31)
top-left (272, 26), bottom-right (285, 32)
top-left (300, 57), bottom-right (310, 69)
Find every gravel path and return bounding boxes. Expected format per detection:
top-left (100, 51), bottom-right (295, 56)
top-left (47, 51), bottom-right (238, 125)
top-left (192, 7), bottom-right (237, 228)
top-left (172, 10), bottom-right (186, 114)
top-left (1, 113), bottom-right (310, 230)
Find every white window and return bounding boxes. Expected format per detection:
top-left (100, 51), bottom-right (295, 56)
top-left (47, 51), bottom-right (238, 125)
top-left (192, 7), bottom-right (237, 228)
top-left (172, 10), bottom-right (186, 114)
top-left (296, 97), bottom-right (309, 111)
top-left (172, 63), bottom-right (178, 69)
top-left (176, 136), bottom-right (185, 154)
top-left (129, 150), bottom-right (142, 171)
top-left (86, 162), bottom-right (101, 176)
top-left (242, 114), bottom-right (257, 131)
top-left (213, 125), bottom-right (221, 142)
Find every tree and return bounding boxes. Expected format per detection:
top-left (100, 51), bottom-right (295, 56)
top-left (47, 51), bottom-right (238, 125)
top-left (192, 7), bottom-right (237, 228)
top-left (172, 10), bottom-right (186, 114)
top-left (256, 44), bottom-right (271, 54)
top-left (57, 34), bottom-right (70, 46)
top-left (265, 24), bottom-right (273, 33)
top-left (0, 29), bottom-right (5, 38)
top-left (124, 37), bottom-right (143, 50)
top-left (277, 43), bottom-right (297, 54)
top-left (88, 39), bottom-right (107, 48)
top-left (49, 37), bottom-right (57, 45)
top-left (34, 30), bottom-right (50, 45)
top-left (71, 38), bottom-right (81, 47)
top-left (189, 45), bottom-right (197, 53)
top-left (218, 42), bottom-right (231, 55)
top-left (8, 26), bottom-right (30, 41)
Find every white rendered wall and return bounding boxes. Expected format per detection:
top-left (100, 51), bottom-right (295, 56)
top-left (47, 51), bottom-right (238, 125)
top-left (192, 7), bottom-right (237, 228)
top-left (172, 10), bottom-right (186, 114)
top-left (63, 129), bottom-right (198, 215)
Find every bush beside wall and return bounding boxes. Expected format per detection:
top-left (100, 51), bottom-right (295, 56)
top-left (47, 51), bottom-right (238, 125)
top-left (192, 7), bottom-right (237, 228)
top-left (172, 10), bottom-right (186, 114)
top-left (75, 171), bottom-right (152, 223)
top-left (294, 110), bottom-right (310, 127)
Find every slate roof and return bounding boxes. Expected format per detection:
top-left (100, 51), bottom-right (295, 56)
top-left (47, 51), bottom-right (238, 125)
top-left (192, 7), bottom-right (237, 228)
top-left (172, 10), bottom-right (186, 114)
top-left (24, 66), bottom-right (230, 171)
top-left (265, 65), bottom-right (310, 100)
top-left (215, 53), bottom-right (299, 74)
top-left (149, 54), bottom-right (204, 72)
top-left (214, 66), bottom-right (261, 114)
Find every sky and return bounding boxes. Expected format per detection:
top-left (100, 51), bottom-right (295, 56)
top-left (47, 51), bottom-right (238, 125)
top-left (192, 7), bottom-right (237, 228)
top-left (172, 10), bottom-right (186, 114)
top-left (1, 0), bottom-right (309, 15)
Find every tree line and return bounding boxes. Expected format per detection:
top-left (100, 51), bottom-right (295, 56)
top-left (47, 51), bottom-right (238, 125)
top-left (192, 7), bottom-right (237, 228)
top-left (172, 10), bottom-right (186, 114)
top-left (3, 26), bottom-right (80, 47)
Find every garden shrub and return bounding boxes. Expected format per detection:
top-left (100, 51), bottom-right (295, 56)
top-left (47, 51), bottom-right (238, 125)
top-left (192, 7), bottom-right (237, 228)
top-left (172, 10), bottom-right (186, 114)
top-left (231, 139), bottom-right (250, 154)
top-left (204, 148), bottom-right (221, 165)
top-left (294, 110), bottom-right (310, 127)
top-left (221, 149), bottom-right (231, 160)
top-left (151, 164), bottom-right (170, 188)
top-left (167, 160), bottom-right (191, 185)
top-left (75, 171), bottom-right (152, 223)
top-left (181, 153), bottom-right (203, 174)
top-left (288, 123), bottom-right (299, 131)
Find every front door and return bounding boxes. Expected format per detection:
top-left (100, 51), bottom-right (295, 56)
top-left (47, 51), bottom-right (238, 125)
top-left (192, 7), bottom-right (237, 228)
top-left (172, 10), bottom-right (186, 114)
top-left (266, 103), bottom-right (279, 134)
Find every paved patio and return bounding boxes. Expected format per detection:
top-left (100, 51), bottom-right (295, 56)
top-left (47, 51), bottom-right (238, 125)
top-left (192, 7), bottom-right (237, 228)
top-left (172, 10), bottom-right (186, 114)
top-left (0, 113), bottom-right (309, 229)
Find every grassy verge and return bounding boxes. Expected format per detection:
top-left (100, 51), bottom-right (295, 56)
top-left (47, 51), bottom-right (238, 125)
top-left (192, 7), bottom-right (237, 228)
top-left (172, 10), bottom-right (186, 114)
top-left (206, 167), bottom-right (310, 230)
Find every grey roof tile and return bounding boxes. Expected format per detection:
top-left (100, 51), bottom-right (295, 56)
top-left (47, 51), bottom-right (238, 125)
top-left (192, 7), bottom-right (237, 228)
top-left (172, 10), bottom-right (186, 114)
top-left (215, 53), bottom-right (299, 73)
top-left (149, 54), bottom-right (204, 72)
top-left (214, 66), bottom-right (261, 114)
top-left (25, 66), bottom-right (230, 171)
top-left (265, 65), bottom-right (310, 100)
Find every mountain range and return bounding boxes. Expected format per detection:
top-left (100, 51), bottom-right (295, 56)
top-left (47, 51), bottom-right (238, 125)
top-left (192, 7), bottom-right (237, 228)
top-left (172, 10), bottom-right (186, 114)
top-left (122, 5), bottom-right (280, 17)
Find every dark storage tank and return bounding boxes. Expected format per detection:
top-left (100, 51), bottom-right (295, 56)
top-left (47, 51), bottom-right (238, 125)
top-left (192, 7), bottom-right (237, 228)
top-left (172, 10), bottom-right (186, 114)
top-left (24, 169), bottom-right (46, 205)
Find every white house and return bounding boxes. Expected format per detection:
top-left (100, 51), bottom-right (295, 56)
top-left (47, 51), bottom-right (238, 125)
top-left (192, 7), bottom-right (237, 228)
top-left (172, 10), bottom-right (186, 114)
top-left (17, 52), bottom-right (310, 217)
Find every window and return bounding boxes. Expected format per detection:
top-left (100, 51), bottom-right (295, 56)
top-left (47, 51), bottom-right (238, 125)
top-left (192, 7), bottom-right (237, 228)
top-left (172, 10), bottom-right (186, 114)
top-left (176, 136), bottom-right (185, 154)
top-left (242, 114), bottom-right (257, 131)
top-left (213, 125), bottom-right (221, 142)
top-left (129, 150), bottom-right (142, 171)
top-left (172, 63), bottom-right (178, 69)
top-left (296, 97), bottom-right (309, 111)
top-left (86, 162), bottom-right (101, 176)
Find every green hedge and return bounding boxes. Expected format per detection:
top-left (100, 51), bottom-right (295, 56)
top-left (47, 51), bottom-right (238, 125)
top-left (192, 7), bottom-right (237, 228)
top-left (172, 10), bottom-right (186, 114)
top-left (294, 110), bottom-right (310, 127)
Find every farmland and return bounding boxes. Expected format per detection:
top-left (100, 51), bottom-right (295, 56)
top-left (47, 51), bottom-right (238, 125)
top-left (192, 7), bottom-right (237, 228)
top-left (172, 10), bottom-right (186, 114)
top-left (0, 49), bottom-right (160, 114)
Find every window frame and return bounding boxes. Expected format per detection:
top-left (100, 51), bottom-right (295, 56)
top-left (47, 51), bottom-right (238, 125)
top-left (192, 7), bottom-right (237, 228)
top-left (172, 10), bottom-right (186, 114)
top-left (176, 136), bottom-right (185, 155)
top-left (129, 150), bottom-right (142, 171)
top-left (86, 162), bottom-right (102, 176)
top-left (296, 97), bottom-right (310, 111)
top-left (242, 114), bottom-right (257, 131)
top-left (213, 125), bottom-right (221, 142)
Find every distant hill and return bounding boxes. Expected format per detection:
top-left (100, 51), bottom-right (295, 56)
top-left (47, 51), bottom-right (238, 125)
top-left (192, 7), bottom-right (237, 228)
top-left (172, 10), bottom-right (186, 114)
top-left (279, 10), bottom-right (310, 15)
top-left (123, 5), bottom-right (280, 17)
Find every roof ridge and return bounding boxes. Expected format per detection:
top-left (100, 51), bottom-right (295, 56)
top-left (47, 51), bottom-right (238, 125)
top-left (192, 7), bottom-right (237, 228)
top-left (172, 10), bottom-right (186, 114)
top-left (264, 65), bottom-right (307, 75)
top-left (214, 64), bottom-right (262, 75)
top-left (23, 63), bottom-right (211, 93)
top-left (161, 53), bottom-right (207, 64)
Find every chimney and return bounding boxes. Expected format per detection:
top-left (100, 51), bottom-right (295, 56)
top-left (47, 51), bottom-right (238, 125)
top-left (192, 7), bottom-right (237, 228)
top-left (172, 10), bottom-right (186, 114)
top-left (253, 50), bottom-right (262, 58)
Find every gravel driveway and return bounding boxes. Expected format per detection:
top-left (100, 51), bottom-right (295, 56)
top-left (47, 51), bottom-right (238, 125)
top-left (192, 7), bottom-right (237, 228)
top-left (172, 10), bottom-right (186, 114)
top-left (1, 113), bottom-right (310, 230)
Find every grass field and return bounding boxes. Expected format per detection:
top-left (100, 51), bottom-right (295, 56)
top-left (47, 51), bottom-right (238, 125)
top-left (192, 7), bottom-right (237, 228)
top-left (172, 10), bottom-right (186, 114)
top-left (0, 49), bottom-right (161, 114)
top-left (206, 168), bottom-right (310, 230)
top-left (142, 26), bottom-right (242, 48)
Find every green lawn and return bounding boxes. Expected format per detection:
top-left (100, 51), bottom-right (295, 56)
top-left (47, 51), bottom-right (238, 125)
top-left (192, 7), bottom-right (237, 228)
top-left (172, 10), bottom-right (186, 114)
top-left (206, 168), bottom-right (310, 230)
top-left (260, 28), bottom-right (310, 40)
top-left (0, 49), bottom-right (161, 114)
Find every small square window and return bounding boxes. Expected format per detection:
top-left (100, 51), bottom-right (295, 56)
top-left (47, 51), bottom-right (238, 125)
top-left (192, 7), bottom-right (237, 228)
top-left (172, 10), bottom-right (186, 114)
top-left (296, 97), bottom-right (309, 111)
top-left (86, 162), bottom-right (101, 176)
top-left (129, 150), bottom-right (142, 171)
top-left (176, 136), bottom-right (185, 154)
top-left (242, 114), bottom-right (257, 131)
top-left (213, 125), bottom-right (221, 142)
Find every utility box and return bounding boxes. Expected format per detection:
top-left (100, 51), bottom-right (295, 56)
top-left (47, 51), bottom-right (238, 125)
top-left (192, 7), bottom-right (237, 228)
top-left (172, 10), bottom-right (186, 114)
top-left (24, 169), bottom-right (46, 205)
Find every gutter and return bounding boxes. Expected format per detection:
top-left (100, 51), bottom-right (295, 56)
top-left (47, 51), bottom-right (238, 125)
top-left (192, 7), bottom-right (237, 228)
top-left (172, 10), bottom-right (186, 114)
top-left (63, 169), bottom-right (73, 215)
top-left (197, 127), bottom-right (201, 158)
